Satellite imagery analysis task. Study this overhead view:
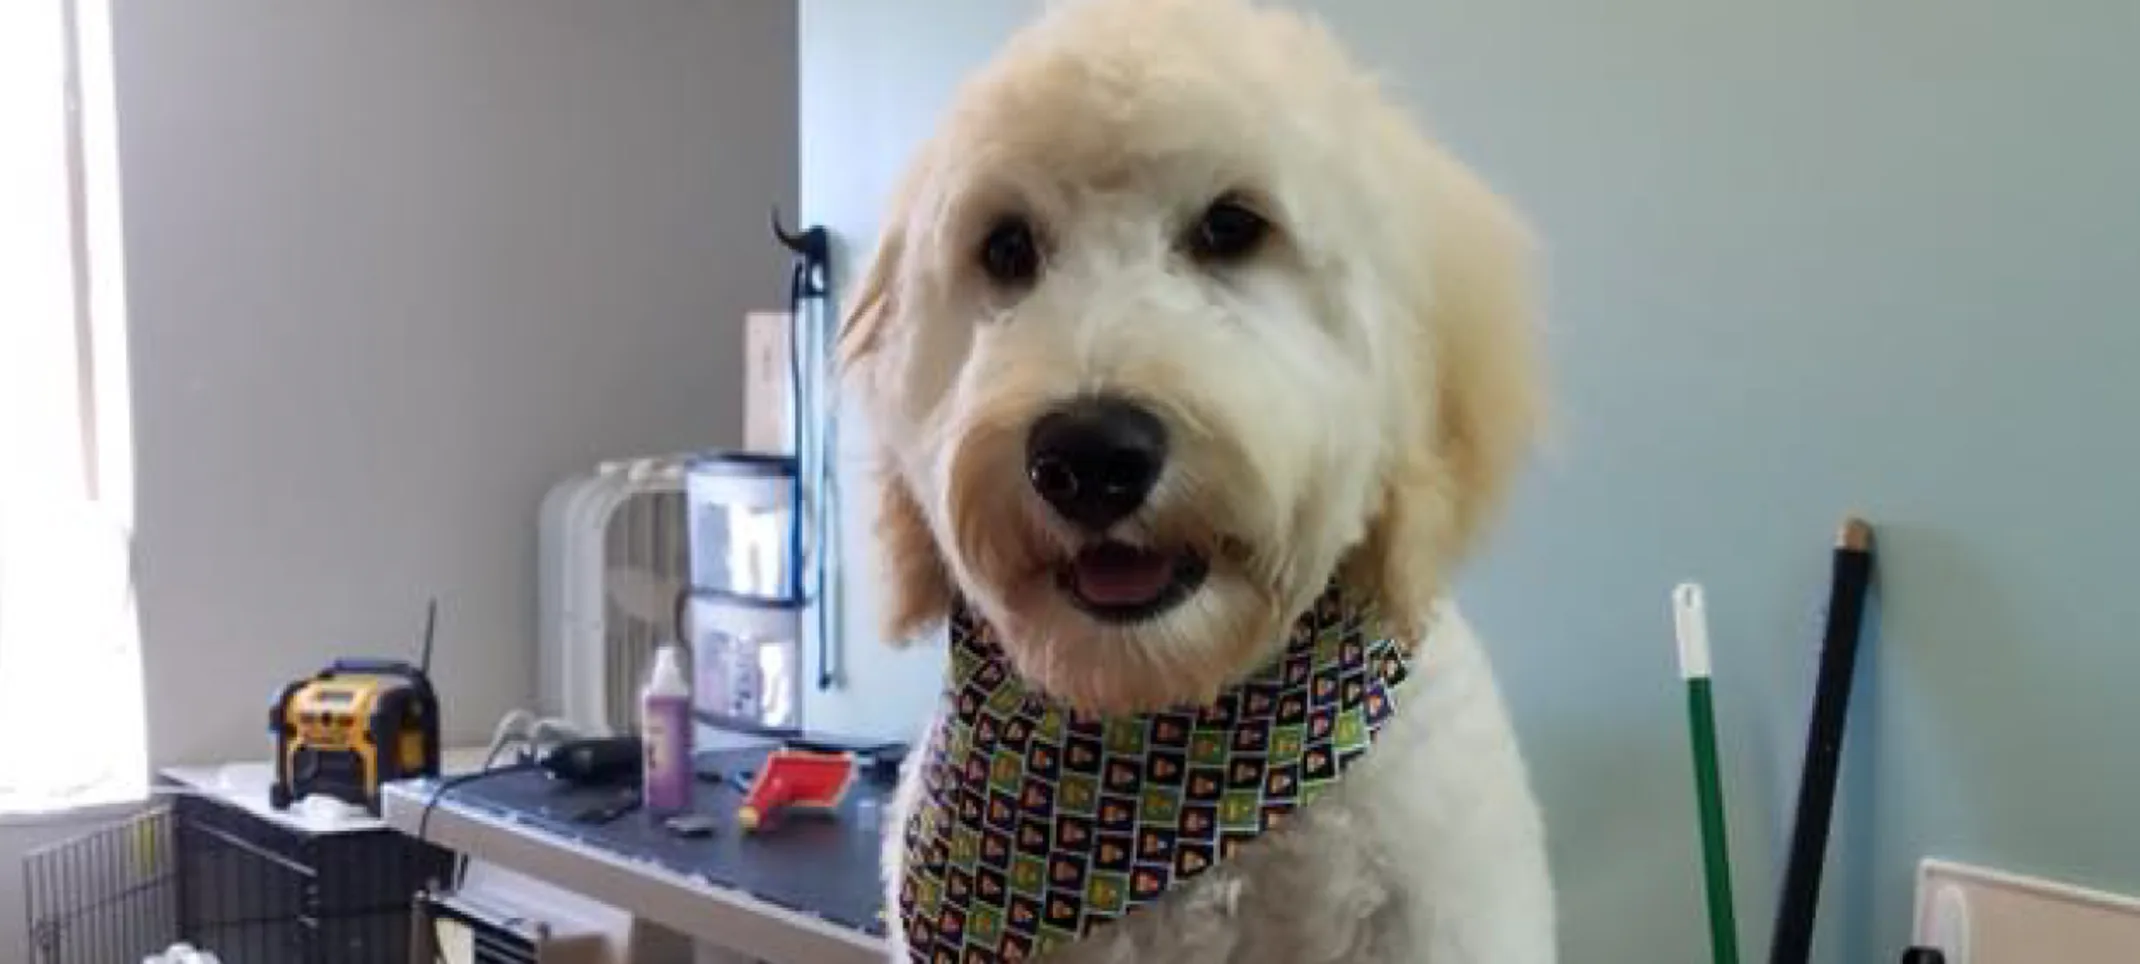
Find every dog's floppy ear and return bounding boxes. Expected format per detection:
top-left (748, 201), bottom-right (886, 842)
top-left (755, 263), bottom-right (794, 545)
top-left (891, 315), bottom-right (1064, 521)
top-left (867, 467), bottom-right (952, 646)
top-left (837, 151), bottom-right (955, 646)
top-left (835, 196), bottom-right (909, 372)
top-left (1350, 142), bottom-right (1546, 641)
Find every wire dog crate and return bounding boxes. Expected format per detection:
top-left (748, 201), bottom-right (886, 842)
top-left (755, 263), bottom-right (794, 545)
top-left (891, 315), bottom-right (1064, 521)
top-left (25, 789), bottom-right (454, 964)
top-left (21, 804), bottom-right (176, 964)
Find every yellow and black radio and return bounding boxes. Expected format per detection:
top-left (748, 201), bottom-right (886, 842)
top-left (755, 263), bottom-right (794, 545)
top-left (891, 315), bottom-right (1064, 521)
top-left (268, 657), bottom-right (440, 814)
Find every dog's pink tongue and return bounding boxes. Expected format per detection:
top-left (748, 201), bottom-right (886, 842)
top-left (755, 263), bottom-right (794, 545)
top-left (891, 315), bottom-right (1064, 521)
top-left (1073, 545), bottom-right (1175, 606)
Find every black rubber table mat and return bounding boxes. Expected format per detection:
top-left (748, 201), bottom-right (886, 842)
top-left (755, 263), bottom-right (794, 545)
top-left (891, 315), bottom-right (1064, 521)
top-left (432, 746), bottom-right (890, 936)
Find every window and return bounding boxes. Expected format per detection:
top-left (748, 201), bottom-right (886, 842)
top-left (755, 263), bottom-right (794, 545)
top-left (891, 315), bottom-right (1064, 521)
top-left (0, 0), bottom-right (146, 815)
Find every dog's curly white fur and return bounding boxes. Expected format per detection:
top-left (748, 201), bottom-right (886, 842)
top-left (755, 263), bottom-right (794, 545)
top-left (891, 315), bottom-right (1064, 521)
top-left (839, 0), bottom-right (1556, 960)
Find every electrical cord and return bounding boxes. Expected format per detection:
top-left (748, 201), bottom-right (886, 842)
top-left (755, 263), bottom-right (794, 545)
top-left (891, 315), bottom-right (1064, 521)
top-left (442, 760), bottom-right (524, 890)
top-left (439, 709), bottom-right (586, 889)
top-left (416, 761), bottom-right (540, 869)
top-left (486, 709), bottom-right (536, 754)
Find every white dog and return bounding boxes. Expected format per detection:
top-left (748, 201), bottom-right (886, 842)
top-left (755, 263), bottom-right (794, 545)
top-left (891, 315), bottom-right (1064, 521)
top-left (837, 0), bottom-right (1556, 961)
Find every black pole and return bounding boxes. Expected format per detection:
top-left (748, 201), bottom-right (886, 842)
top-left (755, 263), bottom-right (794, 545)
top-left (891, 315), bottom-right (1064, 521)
top-left (1768, 518), bottom-right (1875, 964)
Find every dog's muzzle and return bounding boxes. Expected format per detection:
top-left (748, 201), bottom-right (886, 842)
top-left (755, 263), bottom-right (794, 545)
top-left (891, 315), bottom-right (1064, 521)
top-left (1024, 396), bottom-right (1210, 621)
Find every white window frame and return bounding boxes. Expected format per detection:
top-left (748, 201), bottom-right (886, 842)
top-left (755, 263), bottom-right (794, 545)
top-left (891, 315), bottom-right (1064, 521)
top-left (0, 0), bottom-right (146, 820)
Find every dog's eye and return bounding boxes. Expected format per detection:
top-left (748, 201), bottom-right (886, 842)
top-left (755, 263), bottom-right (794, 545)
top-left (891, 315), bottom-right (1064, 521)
top-left (1188, 197), bottom-right (1270, 262)
top-left (978, 216), bottom-right (1041, 285)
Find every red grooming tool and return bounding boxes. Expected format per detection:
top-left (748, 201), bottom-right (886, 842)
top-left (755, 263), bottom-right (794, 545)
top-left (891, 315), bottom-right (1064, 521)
top-left (735, 748), bottom-right (857, 831)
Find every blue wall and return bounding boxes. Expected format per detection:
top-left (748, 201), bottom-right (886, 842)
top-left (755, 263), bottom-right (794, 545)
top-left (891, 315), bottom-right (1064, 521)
top-left (798, 1), bottom-right (2140, 960)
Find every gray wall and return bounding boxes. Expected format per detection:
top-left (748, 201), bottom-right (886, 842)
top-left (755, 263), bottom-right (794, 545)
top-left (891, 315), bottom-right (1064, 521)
top-left (798, 1), bottom-right (2139, 961)
top-left (6, 2), bottom-right (796, 958)
top-left (118, 0), bottom-right (797, 767)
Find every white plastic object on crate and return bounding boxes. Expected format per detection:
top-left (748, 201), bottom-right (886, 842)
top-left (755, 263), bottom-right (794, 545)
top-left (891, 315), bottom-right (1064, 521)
top-left (290, 793), bottom-right (369, 830)
top-left (141, 943), bottom-right (221, 964)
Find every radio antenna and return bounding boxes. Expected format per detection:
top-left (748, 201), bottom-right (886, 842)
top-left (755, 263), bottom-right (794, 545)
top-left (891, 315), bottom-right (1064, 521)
top-left (419, 597), bottom-right (438, 676)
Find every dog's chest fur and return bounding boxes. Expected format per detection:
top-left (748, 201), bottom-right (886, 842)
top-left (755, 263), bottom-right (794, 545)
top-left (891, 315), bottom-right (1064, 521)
top-left (892, 587), bottom-right (1411, 961)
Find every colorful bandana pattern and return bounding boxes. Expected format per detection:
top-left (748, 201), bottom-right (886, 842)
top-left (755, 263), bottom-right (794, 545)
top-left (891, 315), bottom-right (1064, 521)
top-left (897, 585), bottom-right (1412, 962)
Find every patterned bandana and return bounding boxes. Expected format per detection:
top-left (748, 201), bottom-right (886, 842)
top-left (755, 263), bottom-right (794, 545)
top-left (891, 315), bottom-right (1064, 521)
top-left (896, 584), bottom-right (1413, 962)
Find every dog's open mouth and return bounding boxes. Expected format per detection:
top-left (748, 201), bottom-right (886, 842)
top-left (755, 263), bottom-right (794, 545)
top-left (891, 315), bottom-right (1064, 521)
top-left (1058, 541), bottom-right (1208, 622)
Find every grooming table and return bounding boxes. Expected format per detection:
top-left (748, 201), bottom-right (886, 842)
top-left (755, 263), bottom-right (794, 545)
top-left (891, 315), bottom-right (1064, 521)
top-left (379, 745), bottom-right (891, 964)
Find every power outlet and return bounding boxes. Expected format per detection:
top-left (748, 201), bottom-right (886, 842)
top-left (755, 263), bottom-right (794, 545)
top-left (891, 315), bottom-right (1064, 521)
top-left (1915, 858), bottom-right (2140, 963)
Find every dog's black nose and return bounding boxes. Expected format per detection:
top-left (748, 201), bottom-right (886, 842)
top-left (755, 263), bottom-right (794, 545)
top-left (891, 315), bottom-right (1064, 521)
top-left (1025, 397), bottom-right (1167, 530)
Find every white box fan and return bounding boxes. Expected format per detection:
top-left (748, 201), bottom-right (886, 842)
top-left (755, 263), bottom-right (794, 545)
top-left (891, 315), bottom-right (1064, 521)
top-left (536, 456), bottom-right (693, 735)
top-left (537, 451), bottom-right (809, 738)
